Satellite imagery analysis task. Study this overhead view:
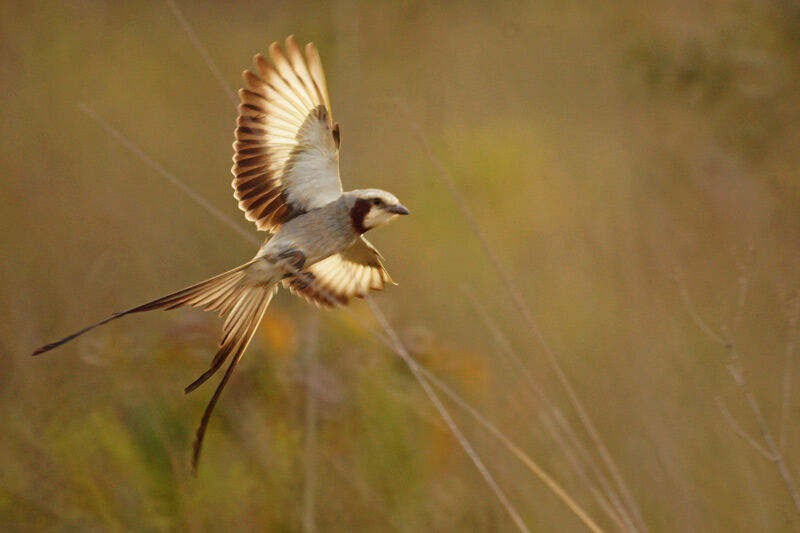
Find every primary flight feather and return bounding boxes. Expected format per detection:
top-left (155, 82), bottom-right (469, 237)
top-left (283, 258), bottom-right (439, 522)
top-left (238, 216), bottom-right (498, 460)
top-left (32, 35), bottom-right (409, 470)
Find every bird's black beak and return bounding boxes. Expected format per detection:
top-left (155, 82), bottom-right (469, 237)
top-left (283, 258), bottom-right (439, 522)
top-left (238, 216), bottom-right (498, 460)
top-left (387, 204), bottom-right (410, 215)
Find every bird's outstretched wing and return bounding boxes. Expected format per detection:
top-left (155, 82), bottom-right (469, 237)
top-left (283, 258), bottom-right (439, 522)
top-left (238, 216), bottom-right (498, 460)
top-left (283, 237), bottom-right (394, 307)
top-left (233, 35), bottom-right (342, 232)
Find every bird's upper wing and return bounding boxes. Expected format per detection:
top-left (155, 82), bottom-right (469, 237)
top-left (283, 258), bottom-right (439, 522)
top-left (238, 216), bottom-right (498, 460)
top-left (233, 36), bottom-right (342, 232)
top-left (283, 237), bottom-right (394, 307)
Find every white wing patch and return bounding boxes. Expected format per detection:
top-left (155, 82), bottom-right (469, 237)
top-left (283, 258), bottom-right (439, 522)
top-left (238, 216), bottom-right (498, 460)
top-left (232, 36), bottom-right (342, 232)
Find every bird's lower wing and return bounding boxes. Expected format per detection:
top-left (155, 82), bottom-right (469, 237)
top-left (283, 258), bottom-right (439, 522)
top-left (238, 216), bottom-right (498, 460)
top-left (31, 262), bottom-right (256, 356)
top-left (283, 236), bottom-right (394, 307)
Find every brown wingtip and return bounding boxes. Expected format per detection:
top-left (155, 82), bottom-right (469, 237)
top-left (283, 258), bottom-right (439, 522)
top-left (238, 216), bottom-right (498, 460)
top-left (268, 41), bottom-right (282, 58)
top-left (242, 69), bottom-right (262, 91)
top-left (253, 53), bottom-right (267, 69)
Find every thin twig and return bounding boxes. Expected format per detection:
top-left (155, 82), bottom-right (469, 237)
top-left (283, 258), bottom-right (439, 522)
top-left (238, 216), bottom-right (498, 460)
top-left (464, 286), bottom-right (636, 531)
top-left (164, 0), bottom-right (239, 105)
top-left (715, 396), bottom-right (776, 461)
top-left (397, 97), bottom-right (648, 533)
top-left (347, 306), bottom-right (605, 531)
top-left (676, 273), bottom-right (800, 516)
top-left (408, 359), bottom-right (605, 533)
top-left (77, 104), bottom-right (258, 247)
top-left (731, 247), bottom-right (756, 329)
top-left (549, 408), bottom-right (638, 533)
top-left (732, 341), bottom-right (800, 515)
top-left (367, 297), bottom-right (533, 533)
top-left (540, 412), bottom-right (629, 532)
top-left (463, 287), bottom-right (540, 394)
top-left (672, 269), bottom-right (727, 347)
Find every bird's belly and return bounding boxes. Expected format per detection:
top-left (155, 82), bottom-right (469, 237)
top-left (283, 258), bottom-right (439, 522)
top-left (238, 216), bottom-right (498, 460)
top-left (257, 230), bottom-right (355, 270)
top-left (300, 232), bottom-right (357, 265)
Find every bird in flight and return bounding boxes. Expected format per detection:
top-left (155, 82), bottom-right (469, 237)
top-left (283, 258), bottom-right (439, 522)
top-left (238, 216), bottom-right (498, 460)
top-left (32, 36), bottom-right (409, 470)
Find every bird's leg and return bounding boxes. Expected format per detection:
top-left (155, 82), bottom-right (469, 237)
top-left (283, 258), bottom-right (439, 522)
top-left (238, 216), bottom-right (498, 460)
top-left (275, 249), bottom-right (307, 272)
top-left (267, 249), bottom-right (315, 287)
top-left (289, 271), bottom-right (316, 290)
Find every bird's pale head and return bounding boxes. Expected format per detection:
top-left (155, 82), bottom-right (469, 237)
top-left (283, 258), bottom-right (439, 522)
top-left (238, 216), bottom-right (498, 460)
top-left (346, 189), bottom-right (409, 234)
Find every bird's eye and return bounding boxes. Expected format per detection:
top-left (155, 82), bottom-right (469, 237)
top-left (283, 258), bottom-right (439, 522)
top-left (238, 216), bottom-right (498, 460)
top-left (372, 198), bottom-right (382, 206)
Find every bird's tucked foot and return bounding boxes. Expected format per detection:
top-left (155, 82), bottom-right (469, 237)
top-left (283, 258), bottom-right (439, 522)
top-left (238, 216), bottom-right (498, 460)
top-left (267, 249), bottom-right (307, 276)
top-left (288, 271), bottom-right (316, 291)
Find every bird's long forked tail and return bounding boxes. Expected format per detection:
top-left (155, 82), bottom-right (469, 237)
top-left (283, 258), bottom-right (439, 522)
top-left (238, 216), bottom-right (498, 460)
top-left (31, 261), bottom-right (276, 472)
top-left (31, 262), bottom-right (255, 356)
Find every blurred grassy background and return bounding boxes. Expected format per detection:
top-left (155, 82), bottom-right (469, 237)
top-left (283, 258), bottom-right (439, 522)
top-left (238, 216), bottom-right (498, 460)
top-left (2, 0), bottom-right (800, 531)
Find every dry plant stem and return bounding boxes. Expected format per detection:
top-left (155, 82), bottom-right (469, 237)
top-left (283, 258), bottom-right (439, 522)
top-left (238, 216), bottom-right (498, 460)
top-left (675, 274), bottom-right (800, 516)
top-left (303, 312), bottom-right (319, 533)
top-left (410, 360), bottom-right (606, 533)
top-left (464, 287), bottom-right (636, 532)
top-left (397, 98), bottom-right (648, 533)
top-left (77, 104), bottom-right (258, 248)
top-left (352, 314), bottom-right (605, 532)
top-left (540, 412), bottom-right (629, 532)
top-left (780, 291), bottom-right (800, 454)
top-left (463, 288), bottom-right (540, 393)
top-left (731, 343), bottom-right (800, 516)
top-left (549, 408), bottom-right (638, 533)
top-left (674, 273), bottom-right (726, 346)
top-left (366, 298), bottom-right (533, 533)
top-left (165, 0), bottom-right (238, 105)
top-left (715, 397), bottom-right (775, 460)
